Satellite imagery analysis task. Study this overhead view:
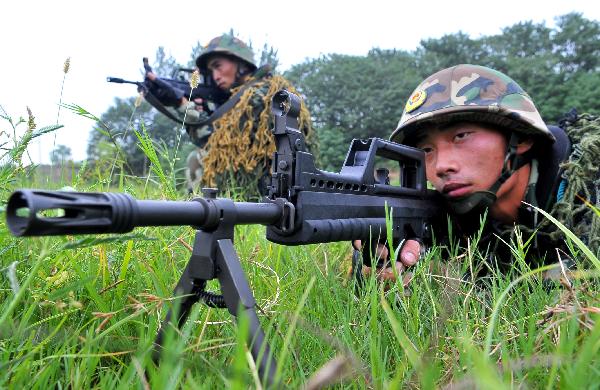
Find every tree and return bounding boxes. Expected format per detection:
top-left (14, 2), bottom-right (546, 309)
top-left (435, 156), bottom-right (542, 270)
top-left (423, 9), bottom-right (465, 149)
top-left (315, 126), bottom-right (348, 171)
top-left (257, 41), bottom-right (279, 70)
top-left (286, 50), bottom-right (420, 137)
top-left (87, 96), bottom-right (188, 176)
top-left (415, 32), bottom-right (486, 75)
top-left (553, 13), bottom-right (600, 74)
top-left (50, 144), bottom-right (72, 165)
top-left (153, 46), bottom-right (182, 79)
top-left (411, 14), bottom-right (600, 122)
top-left (285, 50), bottom-right (422, 169)
top-left (480, 13), bottom-right (600, 121)
top-left (489, 21), bottom-right (553, 60)
top-left (561, 71), bottom-right (600, 116)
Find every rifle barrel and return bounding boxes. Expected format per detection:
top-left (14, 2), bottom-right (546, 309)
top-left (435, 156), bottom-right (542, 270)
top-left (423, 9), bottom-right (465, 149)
top-left (106, 77), bottom-right (140, 85)
top-left (6, 190), bottom-right (281, 237)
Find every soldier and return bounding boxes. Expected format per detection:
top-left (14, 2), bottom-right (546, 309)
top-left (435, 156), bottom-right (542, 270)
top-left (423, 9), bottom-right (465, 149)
top-left (183, 34), bottom-right (316, 198)
top-left (357, 64), bottom-right (599, 282)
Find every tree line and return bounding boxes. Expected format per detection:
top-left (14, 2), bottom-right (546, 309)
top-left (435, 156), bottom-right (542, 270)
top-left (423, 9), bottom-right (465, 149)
top-left (89, 12), bottom-right (600, 174)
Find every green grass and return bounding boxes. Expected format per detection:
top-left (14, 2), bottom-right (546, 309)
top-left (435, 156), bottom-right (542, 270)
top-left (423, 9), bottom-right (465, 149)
top-left (1, 99), bottom-right (599, 389)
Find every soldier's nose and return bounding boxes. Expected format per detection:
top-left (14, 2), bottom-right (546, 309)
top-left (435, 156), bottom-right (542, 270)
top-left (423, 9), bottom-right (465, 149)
top-left (434, 147), bottom-right (459, 177)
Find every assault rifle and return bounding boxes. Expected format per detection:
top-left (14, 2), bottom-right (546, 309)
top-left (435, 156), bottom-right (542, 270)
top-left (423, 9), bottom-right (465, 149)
top-left (6, 90), bottom-right (440, 386)
top-left (107, 57), bottom-right (230, 124)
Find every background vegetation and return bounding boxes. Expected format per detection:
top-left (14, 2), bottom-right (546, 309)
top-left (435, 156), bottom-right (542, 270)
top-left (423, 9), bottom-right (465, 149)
top-left (89, 12), bottom-right (600, 173)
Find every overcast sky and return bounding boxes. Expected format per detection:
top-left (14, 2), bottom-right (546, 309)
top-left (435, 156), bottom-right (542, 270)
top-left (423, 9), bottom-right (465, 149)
top-left (2, 0), bottom-right (599, 164)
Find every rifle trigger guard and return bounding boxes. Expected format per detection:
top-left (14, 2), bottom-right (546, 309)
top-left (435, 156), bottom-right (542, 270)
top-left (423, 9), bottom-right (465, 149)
top-left (272, 198), bottom-right (295, 233)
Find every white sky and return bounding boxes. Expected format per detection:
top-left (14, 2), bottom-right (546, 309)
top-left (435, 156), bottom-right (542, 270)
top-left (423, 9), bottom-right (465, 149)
top-left (1, 0), bottom-right (599, 164)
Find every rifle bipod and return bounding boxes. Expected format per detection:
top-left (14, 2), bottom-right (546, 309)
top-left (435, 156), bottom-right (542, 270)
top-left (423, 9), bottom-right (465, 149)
top-left (152, 214), bottom-right (277, 386)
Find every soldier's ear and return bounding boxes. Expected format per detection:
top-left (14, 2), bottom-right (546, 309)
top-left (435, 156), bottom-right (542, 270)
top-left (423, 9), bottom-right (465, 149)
top-left (516, 137), bottom-right (534, 155)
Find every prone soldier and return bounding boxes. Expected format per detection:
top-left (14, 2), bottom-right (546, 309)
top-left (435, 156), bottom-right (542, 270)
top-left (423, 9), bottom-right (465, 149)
top-left (357, 64), bottom-right (600, 282)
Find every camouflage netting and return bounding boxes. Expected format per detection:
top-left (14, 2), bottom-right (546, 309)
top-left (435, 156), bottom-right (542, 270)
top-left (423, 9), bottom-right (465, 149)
top-left (546, 112), bottom-right (600, 254)
top-left (200, 74), bottom-right (315, 196)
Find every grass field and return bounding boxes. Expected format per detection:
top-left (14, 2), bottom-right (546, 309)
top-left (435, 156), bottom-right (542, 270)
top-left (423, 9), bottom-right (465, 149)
top-left (1, 96), bottom-right (599, 389)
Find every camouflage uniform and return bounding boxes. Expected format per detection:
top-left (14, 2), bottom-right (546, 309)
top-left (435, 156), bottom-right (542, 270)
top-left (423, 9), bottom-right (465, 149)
top-left (392, 64), bottom-right (599, 273)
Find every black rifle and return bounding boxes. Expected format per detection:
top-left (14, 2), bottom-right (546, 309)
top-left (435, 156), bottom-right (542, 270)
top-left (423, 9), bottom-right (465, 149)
top-left (107, 57), bottom-right (230, 125)
top-left (6, 90), bottom-right (440, 386)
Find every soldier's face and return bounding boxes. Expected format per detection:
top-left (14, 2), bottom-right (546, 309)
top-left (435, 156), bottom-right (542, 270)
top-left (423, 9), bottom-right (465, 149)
top-left (207, 56), bottom-right (238, 90)
top-left (415, 122), bottom-right (509, 199)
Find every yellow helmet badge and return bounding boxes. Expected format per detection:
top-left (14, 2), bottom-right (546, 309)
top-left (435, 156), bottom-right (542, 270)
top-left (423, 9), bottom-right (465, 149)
top-left (405, 89), bottom-right (427, 113)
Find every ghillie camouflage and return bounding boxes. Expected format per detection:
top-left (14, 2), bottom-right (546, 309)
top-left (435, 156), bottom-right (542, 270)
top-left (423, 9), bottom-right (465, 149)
top-left (548, 111), bottom-right (600, 254)
top-left (199, 71), bottom-right (315, 197)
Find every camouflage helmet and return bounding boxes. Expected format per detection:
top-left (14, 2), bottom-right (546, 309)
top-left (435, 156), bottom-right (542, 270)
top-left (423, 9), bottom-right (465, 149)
top-left (390, 64), bottom-right (555, 145)
top-left (195, 34), bottom-right (257, 72)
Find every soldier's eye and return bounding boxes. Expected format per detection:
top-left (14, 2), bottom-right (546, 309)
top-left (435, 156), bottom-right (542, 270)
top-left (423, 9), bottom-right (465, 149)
top-left (454, 132), bottom-right (472, 141)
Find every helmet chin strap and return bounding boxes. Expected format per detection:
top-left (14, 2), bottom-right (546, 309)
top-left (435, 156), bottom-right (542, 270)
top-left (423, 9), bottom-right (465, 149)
top-left (446, 133), bottom-right (529, 215)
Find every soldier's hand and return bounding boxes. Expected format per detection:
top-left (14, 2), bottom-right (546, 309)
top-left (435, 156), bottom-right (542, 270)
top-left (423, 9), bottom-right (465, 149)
top-left (352, 239), bottom-right (421, 283)
top-left (145, 70), bottom-right (157, 81)
top-left (192, 98), bottom-right (204, 111)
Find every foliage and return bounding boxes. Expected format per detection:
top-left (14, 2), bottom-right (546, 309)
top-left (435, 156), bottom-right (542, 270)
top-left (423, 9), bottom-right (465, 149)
top-left (0, 105), bottom-right (62, 192)
top-left (2, 103), bottom-right (600, 388)
top-left (86, 96), bottom-right (185, 177)
top-left (286, 50), bottom-right (421, 140)
top-left (315, 126), bottom-right (349, 171)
